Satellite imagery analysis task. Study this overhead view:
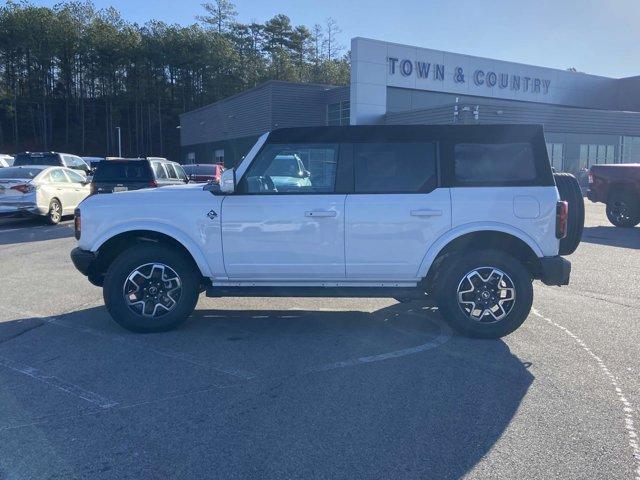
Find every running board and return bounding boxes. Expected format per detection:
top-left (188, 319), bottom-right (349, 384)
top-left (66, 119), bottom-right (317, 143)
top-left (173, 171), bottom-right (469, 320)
top-left (205, 286), bottom-right (429, 299)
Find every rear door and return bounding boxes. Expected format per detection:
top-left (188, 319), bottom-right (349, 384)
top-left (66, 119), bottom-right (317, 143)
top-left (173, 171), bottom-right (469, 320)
top-left (48, 168), bottom-right (76, 213)
top-left (221, 142), bottom-right (345, 279)
top-left (345, 142), bottom-right (451, 280)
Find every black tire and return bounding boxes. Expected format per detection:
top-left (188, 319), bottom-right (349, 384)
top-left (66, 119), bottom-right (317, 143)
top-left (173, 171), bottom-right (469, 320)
top-left (103, 243), bottom-right (200, 333)
top-left (46, 198), bottom-right (62, 225)
top-left (606, 191), bottom-right (640, 228)
top-left (554, 172), bottom-right (584, 255)
top-left (436, 250), bottom-right (533, 339)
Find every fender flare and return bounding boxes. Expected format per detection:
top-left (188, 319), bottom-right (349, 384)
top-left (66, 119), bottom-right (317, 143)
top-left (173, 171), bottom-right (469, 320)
top-left (416, 222), bottom-right (544, 278)
top-left (90, 221), bottom-right (213, 278)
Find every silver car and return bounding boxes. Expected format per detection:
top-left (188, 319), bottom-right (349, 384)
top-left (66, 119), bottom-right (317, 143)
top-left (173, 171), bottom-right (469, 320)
top-left (0, 166), bottom-right (90, 224)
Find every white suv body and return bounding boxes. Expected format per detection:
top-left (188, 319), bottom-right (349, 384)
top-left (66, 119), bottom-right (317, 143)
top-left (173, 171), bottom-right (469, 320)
top-left (72, 125), bottom-right (572, 338)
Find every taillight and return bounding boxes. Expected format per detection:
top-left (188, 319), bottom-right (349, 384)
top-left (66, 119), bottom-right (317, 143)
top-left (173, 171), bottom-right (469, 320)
top-left (74, 208), bottom-right (81, 240)
top-left (10, 184), bottom-right (34, 194)
top-left (556, 201), bottom-right (568, 239)
top-left (588, 172), bottom-right (594, 184)
top-left (149, 179), bottom-right (158, 188)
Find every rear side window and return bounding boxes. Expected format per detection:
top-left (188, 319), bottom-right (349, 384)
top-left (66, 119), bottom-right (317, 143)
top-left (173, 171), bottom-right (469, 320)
top-left (93, 162), bottom-right (152, 182)
top-left (354, 142), bottom-right (437, 193)
top-left (50, 169), bottom-right (69, 183)
top-left (454, 143), bottom-right (537, 184)
top-left (152, 162), bottom-right (168, 180)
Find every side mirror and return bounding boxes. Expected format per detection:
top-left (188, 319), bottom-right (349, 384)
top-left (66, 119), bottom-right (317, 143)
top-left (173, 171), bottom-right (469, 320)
top-left (220, 168), bottom-right (236, 194)
top-left (301, 170), bottom-right (311, 178)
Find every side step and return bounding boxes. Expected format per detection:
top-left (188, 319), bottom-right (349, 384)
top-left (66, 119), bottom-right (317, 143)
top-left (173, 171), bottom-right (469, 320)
top-left (206, 286), bottom-right (429, 299)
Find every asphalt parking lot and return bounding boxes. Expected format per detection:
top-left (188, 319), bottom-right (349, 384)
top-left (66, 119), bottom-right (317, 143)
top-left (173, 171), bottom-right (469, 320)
top-left (0, 202), bottom-right (639, 480)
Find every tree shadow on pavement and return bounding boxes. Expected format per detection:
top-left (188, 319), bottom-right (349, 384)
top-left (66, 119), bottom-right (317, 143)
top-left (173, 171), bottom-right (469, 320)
top-left (0, 302), bottom-right (534, 480)
top-left (581, 225), bottom-right (640, 249)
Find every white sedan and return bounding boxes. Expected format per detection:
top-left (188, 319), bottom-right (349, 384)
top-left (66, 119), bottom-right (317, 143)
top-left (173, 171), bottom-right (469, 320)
top-left (0, 166), bottom-right (90, 224)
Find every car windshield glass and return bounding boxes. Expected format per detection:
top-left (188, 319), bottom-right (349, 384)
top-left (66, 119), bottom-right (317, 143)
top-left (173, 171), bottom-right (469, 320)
top-left (0, 167), bottom-right (44, 179)
top-left (13, 153), bottom-right (60, 166)
top-left (93, 162), bottom-right (152, 182)
top-left (265, 155), bottom-right (304, 177)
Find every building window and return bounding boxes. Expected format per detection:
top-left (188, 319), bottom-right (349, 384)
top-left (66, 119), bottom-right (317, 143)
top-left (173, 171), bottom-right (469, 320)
top-left (186, 152), bottom-right (195, 164)
top-left (546, 143), bottom-right (564, 171)
top-left (579, 144), bottom-right (615, 170)
top-left (214, 149), bottom-right (224, 165)
top-left (327, 101), bottom-right (350, 126)
top-left (622, 136), bottom-right (640, 163)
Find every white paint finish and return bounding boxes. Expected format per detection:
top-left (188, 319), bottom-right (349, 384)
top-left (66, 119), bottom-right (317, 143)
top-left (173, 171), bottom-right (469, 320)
top-left (220, 194), bottom-right (346, 278)
top-left (532, 309), bottom-right (640, 480)
top-left (450, 186), bottom-right (559, 256)
top-left (350, 37), bottom-right (621, 125)
top-left (513, 196), bottom-right (541, 219)
top-left (345, 190), bottom-right (452, 279)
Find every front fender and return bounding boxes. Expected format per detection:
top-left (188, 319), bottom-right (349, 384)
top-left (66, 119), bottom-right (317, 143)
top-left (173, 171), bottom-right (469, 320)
top-left (90, 221), bottom-right (213, 278)
top-left (416, 222), bottom-right (544, 278)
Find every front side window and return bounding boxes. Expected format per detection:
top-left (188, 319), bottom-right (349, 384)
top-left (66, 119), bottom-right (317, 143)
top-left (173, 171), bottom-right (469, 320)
top-left (152, 162), bottom-right (168, 180)
top-left (454, 143), bottom-right (537, 184)
top-left (241, 144), bottom-right (338, 194)
top-left (354, 142), bottom-right (437, 193)
top-left (164, 163), bottom-right (179, 179)
top-left (65, 169), bottom-right (86, 183)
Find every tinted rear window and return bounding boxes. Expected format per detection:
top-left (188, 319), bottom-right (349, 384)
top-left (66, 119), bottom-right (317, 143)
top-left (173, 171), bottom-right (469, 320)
top-left (0, 167), bottom-right (44, 179)
top-left (93, 162), bottom-right (152, 182)
top-left (14, 153), bottom-right (60, 166)
top-left (354, 142), bottom-right (437, 193)
top-left (454, 143), bottom-right (537, 184)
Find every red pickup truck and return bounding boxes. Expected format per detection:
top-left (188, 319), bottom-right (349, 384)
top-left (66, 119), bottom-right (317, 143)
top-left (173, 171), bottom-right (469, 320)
top-left (587, 164), bottom-right (640, 227)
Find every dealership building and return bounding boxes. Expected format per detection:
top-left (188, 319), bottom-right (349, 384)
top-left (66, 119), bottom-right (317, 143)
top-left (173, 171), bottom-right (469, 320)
top-left (180, 37), bottom-right (640, 173)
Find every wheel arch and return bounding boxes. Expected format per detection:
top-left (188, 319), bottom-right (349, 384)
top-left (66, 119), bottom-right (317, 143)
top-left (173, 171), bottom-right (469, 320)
top-left (419, 225), bottom-right (543, 292)
top-left (88, 225), bottom-right (211, 286)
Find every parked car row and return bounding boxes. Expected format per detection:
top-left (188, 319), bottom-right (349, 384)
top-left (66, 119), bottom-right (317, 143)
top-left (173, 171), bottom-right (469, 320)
top-left (0, 152), bottom-right (225, 224)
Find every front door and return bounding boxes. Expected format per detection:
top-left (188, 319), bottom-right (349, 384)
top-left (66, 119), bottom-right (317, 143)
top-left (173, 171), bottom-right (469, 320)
top-left (221, 142), bottom-right (345, 279)
top-left (345, 141), bottom-right (451, 280)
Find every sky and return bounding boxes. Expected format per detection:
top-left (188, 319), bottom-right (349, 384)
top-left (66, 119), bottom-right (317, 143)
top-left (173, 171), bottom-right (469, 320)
top-left (31, 0), bottom-right (640, 78)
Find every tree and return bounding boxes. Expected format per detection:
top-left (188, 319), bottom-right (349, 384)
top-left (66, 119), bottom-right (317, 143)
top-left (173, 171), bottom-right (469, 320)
top-left (197, 0), bottom-right (237, 34)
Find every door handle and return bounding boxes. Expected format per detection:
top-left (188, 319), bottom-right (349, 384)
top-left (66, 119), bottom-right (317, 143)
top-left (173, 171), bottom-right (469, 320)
top-left (410, 209), bottom-right (443, 217)
top-left (305, 210), bottom-right (337, 218)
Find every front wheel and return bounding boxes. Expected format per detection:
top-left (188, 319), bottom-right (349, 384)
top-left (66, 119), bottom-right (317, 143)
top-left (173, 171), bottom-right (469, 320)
top-left (436, 250), bottom-right (533, 339)
top-left (103, 244), bottom-right (200, 332)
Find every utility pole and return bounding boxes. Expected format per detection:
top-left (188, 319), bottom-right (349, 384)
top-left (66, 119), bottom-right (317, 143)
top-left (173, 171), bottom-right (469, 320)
top-left (116, 126), bottom-right (122, 157)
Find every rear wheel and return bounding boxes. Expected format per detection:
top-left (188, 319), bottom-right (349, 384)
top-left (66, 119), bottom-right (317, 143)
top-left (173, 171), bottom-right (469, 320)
top-left (606, 192), bottom-right (640, 228)
top-left (46, 198), bottom-right (62, 225)
top-left (436, 250), bottom-right (533, 339)
top-left (554, 172), bottom-right (584, 255)
top-left (103, 244), bottom-right (200, 332)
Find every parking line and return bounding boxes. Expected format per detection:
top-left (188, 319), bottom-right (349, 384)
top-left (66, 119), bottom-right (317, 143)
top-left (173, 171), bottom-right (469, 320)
top-left (0, 355), bottom-right (118, 409)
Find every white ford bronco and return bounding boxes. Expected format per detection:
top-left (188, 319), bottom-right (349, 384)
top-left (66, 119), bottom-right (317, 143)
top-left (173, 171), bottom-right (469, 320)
top-left (71, 125), bottom-right (581, 338)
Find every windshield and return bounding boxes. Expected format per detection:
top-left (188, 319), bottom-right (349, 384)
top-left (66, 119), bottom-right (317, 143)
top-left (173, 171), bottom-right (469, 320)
top-left (265, 155), bottom-right (304, 177)
top-left (0, 167), bottom-right (44, 179)
top-left (13, 153), bottom-right (60, 166)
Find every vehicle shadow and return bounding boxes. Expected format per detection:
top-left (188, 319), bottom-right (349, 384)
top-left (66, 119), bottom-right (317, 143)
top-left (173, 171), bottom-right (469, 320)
top-left (0, 302), bottom-right (534, 480)
top-left (0, 218), bottom-right (74, 246)
top-left (581, 225), bottom-right (640, 249)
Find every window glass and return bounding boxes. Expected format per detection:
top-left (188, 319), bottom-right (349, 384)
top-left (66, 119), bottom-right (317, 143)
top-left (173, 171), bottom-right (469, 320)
top-left (355, 142), bottom-right (437, 193)
top-left (454, 143), bottom-right (537, 184)
top-left (622, 136), bottom-right (640, 163)
top-left (243, 144), bottom-right (338, 194)
top-left (164, 163), bottom-right (179, 179)
top-left (0, 167), bottom-right (45, 179)
top-left (49, 169), bottom-right (69, 183)
top-left (93, 162), bottom-right (152, 182)
top-left (14, 153), bottom-right (60, 166)
top-left (546, 143), bottom-right (564, 171)
top-left (65, 169), bottom-right (86, 183)
top-left (327, 101), bottom-right (350, 126)
top-left (174, 164), bottom-right (187, 181)
top-left (152, 162), bottom-right (168, 179)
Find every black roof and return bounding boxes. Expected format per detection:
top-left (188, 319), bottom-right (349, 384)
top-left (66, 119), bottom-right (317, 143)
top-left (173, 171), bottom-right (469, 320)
top-left (266, 124), bottom-right (546, 144)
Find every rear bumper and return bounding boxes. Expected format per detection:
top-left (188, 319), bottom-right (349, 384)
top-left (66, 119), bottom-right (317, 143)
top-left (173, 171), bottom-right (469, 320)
top-left (70, 247), bottom-right (96, 276)
top-left (0, 203), bottom-right (45, 217)
top-left (539, 256), bottom-right (571, 286)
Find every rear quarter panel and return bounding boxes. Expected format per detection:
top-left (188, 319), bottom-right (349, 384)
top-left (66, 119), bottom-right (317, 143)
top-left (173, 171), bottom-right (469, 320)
top-left (449, 186), bottom-right (559, 256)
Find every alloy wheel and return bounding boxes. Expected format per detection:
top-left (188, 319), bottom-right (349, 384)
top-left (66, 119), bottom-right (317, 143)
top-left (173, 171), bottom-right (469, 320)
top-left (457, 267), bottom-right (516, 323)
top-left (122, 263), bottom-right (182, 318)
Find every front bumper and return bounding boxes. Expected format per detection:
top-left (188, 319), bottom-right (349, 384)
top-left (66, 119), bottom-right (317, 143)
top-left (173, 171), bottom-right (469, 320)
top-left (70, 247), bottom-right (96, 276)
top-left (539, 256), bottom-right (571, 286)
